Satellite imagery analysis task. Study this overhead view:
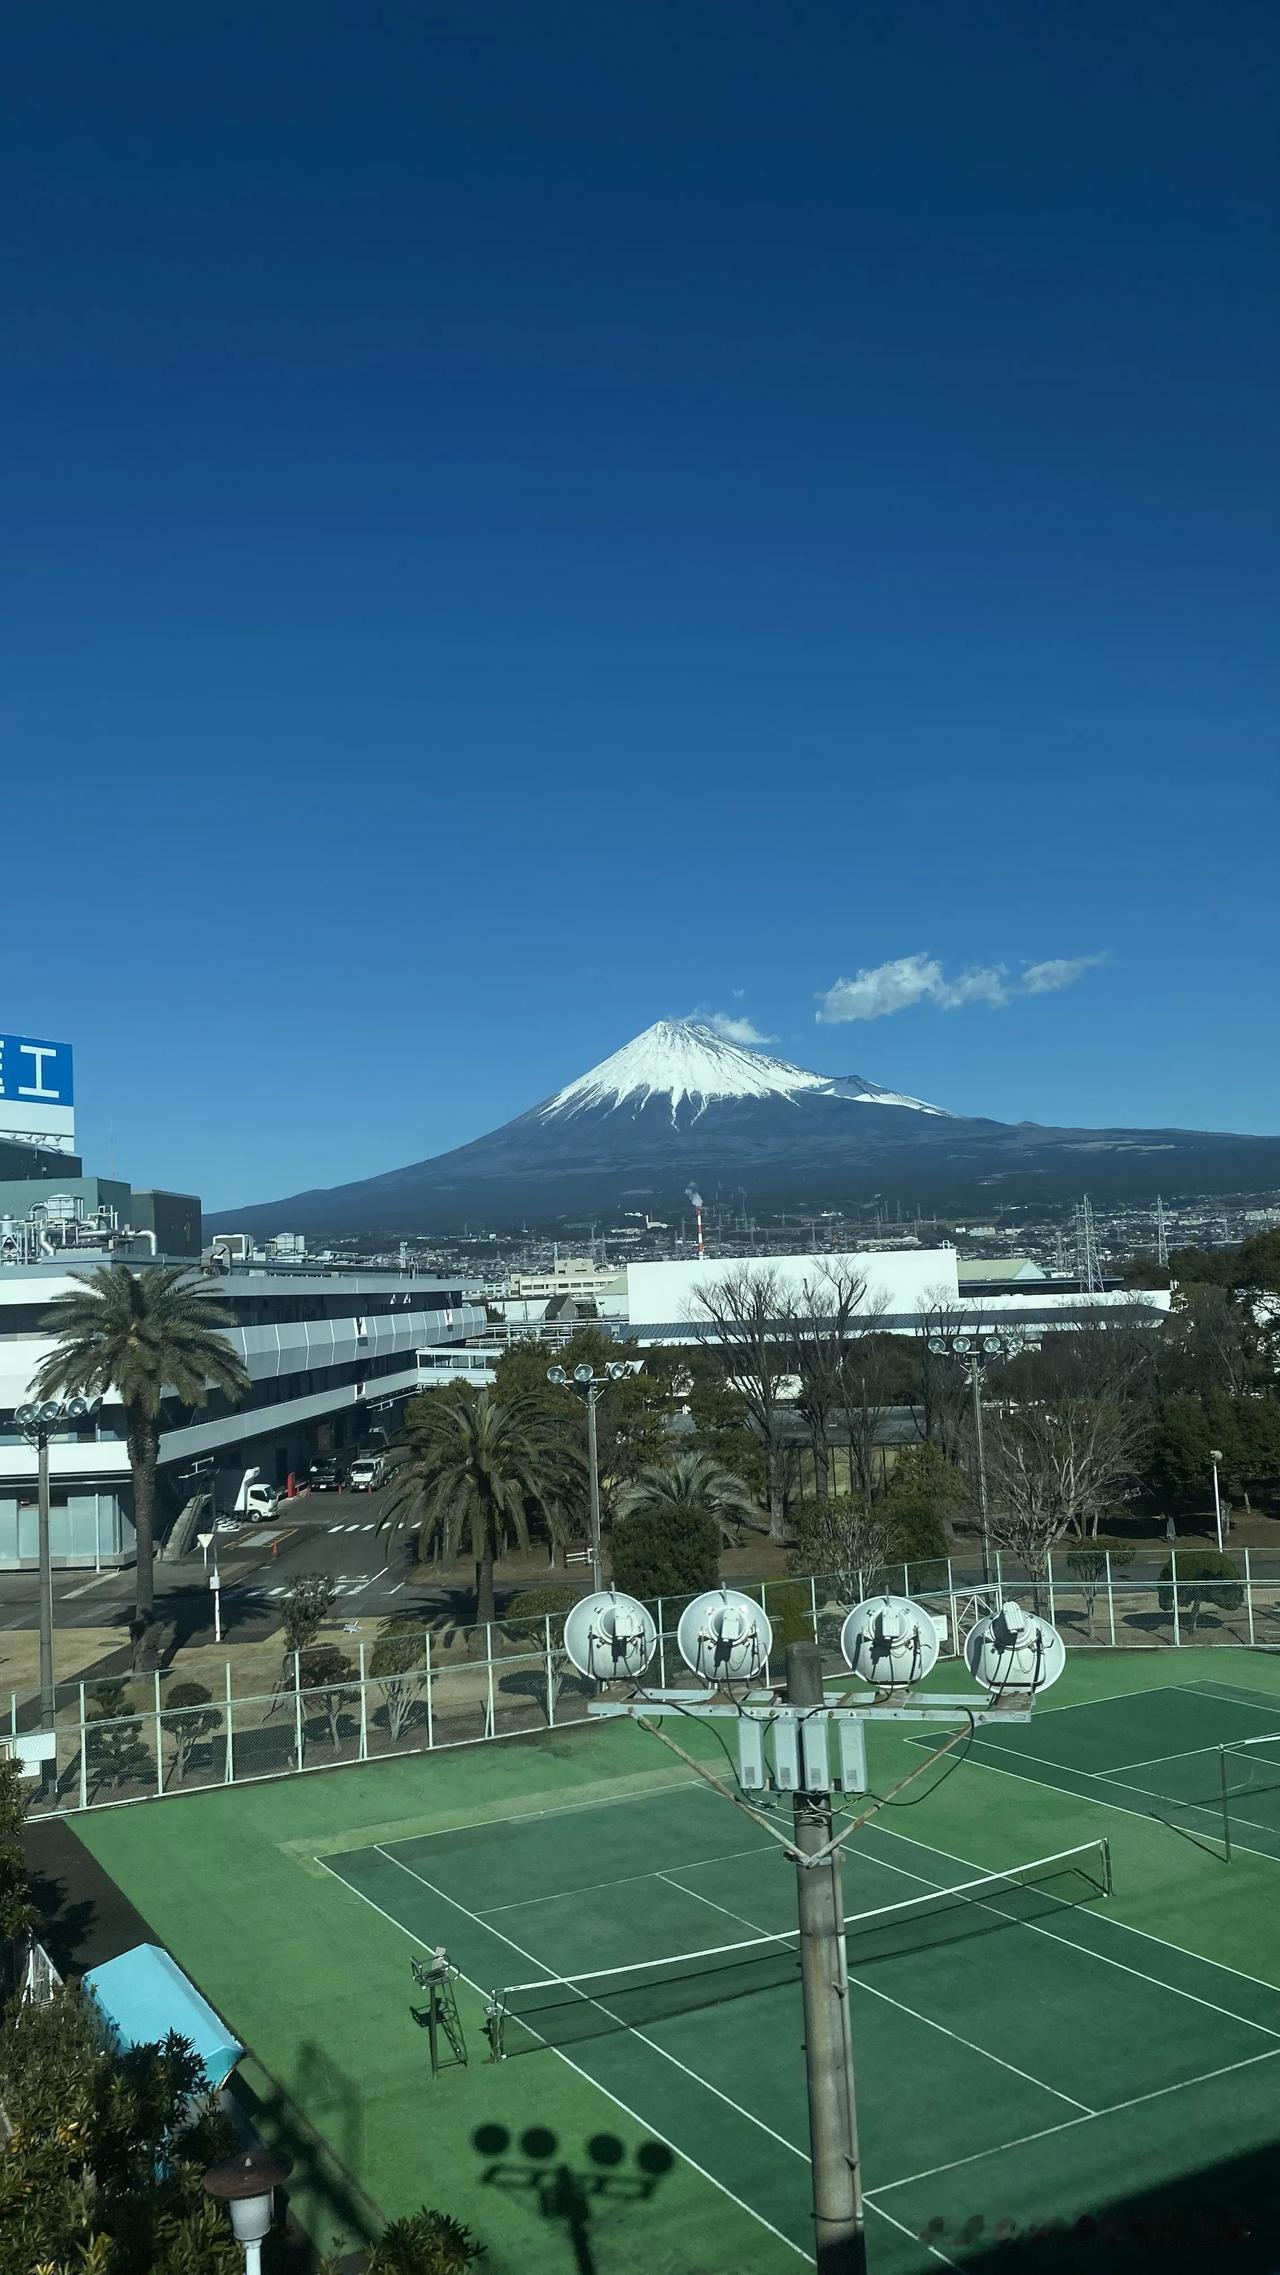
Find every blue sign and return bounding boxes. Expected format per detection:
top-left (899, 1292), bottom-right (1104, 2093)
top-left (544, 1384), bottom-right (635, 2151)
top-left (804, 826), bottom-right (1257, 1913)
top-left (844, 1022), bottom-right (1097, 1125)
top-left (0, 1034), bottom-right (75, 1147)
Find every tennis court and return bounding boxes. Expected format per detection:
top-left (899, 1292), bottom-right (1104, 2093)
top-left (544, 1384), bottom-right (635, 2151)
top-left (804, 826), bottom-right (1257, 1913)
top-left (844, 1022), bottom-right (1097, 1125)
top-left (318, 1773), bottom-right (1280, 2273)
top-left (931, 1676), bottom-right (1280, 1863)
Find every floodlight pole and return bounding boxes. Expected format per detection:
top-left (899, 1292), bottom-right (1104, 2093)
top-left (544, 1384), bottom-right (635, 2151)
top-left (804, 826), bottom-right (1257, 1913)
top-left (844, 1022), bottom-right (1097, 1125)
top-left (585, 1393), bottom-right (603, 1592)
top-left (787, 1641), bottom-right (865, 2275)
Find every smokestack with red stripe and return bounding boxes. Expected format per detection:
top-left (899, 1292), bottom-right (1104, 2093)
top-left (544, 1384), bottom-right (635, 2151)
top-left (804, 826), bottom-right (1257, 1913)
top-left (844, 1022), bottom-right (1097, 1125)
top-left (686, 1185), bottom-right (704, 1260)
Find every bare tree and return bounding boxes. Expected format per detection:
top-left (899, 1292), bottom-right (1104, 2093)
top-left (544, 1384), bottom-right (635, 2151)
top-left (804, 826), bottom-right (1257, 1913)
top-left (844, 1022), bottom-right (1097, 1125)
top-left (913, 1288), bottom-right (970, 1459)
top-left (789, 1495), bottom-right (892, 1605)
top-left (780, 1263), bottom-right (886, 1501)
top-left (982, 1399), bottom-right (1142, 1575)
top-left (688, 1266), bottom-right (791, 1538)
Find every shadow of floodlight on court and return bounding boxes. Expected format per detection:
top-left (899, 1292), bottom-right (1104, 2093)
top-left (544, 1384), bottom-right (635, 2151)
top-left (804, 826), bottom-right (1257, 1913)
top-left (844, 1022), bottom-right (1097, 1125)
top-left (473, 2122), bottom-right (675, 2275)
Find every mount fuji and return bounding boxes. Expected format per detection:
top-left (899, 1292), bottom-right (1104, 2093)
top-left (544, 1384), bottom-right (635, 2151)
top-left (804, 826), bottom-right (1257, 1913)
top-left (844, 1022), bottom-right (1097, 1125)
top-left (212, 1020), bottom-right (1280, 1239)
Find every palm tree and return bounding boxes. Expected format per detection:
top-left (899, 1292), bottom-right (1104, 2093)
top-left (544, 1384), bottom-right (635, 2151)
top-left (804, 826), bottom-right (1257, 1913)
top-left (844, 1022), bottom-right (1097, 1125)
top-left (33, 1265), bottom-right (249, 1658)
top-left (616, 1450), bottom-right (761, 1542)
top-left (380, 1390), bottom-right (584, 1625)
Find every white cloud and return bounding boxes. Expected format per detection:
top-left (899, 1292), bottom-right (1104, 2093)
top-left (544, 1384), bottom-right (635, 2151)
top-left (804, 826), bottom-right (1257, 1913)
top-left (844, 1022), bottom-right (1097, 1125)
top-left (693, 1006), bottom-right (776, 1045)
top-left (816, 952), bottom-right (1105, 1023)
top-left (1020, 954), bottom-right (1107, 994)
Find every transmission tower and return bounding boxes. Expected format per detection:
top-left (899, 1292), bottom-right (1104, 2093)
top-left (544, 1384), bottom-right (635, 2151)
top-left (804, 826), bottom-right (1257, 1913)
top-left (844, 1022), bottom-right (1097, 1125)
top-left (1074, 1195), bottom-right (1104, 1293)
top-left (1154, 1194), bottom-right (1169, 1269)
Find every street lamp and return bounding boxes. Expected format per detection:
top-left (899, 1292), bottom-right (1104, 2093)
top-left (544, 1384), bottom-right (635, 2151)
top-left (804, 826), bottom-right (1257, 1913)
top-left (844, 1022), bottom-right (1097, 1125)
top-left (1209, 1448), bottom-right (1225, 1552)
top-left (926, 1333), bottom-right (1027, 1583)
top-left (14, 1396), bottom-right (101, 1731)
top-left (547, 1361), bottom-right (630, 1590)
top-left (203, 2146), bottom-right (292, 2275)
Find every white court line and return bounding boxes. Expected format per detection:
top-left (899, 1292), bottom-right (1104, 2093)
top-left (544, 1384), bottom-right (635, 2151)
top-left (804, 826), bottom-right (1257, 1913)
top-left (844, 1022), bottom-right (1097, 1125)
top-left (313, 1854), bottom-right (814, 2267)
top-left (1186, 1682), bottom-right (1280, 1718)
top-left (868, 2045), bottom-right (1280, 2197)
top-left (1097, 1741), bottom-right (1241, 1774)
top-left (864, 1819), bottom-right (1280, 2030)
top-left (479, 1840), bottom-right (771, 1914)
top-left (963, 1731), bottom-right (1280, 1851)
top-left (659, 1872), bottom-right (1093, 2116)
top-left (347, 1776), bottom-right (708, 1856)
top-left (378, 1849), bottom-right (823, 2255)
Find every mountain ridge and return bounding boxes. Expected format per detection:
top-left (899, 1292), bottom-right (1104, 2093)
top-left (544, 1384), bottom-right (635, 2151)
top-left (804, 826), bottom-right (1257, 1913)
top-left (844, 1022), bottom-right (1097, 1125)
top-left (210, 1020), bottom-right (1280, 1238)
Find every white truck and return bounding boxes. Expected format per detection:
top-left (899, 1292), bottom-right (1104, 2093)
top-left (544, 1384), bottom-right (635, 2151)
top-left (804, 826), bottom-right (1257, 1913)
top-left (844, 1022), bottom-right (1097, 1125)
top-left (215, 1467), bottom-right (280, 1527)
top-left (349, 1452), bottom-right (389, 1493)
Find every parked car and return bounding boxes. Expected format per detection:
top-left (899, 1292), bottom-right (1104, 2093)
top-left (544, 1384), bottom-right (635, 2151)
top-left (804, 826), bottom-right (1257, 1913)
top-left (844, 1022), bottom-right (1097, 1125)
top-left (306, 1456), bottom-right (346, 1493)
top-left (349, 1453), bottom-right (389, 1493)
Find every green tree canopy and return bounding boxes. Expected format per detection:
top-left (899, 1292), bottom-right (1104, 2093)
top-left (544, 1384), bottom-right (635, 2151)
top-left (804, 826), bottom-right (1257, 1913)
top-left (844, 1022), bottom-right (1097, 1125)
top-left (382, 1390), bottom-right (585, 1623)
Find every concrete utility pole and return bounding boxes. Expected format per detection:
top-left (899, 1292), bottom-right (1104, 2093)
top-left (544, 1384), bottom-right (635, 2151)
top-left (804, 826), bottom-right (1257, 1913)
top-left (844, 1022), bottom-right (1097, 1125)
top-left (787, 1642), bottom-right (865, 2275)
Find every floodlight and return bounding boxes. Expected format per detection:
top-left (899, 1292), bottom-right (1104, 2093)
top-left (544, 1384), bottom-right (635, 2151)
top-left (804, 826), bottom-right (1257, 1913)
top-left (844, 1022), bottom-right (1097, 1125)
top-left (926, 1339), bottom-right (948, 1356)
top-left (982, 1337), bottom-right (1005, 1354)
top-left (14, 1405), bottom-right (36, 1429)
top-left (573, 1364), bottom-right (594, 1385)
top-left (676, 1588), bottom-right (773, 1684)
top-left (840, 1594), bottom-right (940, 1688)
top-left (562, 1590), bottom-right (657, 1682)
top-left (608, 1362), bottom-right (628, 1381)
top-left (953, 1337), bottom-right (972, 1354)
top-left (1210, 1447), bottom-right (1224, 1462)
top-left (546, 1366), bottom-right (567, 1385)
top-left (38, 1402), bottom-right (63, 1426)
top-left (964, 1600), bottom-right (1066, 1695)
top-left (65, 1397), bottom-right (88, 1419)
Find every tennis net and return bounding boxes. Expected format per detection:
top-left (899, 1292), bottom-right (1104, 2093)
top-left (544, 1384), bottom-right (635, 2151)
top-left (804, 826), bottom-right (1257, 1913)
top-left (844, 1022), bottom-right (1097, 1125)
top-left (484, 1836), bottom-right (1111, 2058)
top-left (1219, 1733), bottom-right (1280, 1858)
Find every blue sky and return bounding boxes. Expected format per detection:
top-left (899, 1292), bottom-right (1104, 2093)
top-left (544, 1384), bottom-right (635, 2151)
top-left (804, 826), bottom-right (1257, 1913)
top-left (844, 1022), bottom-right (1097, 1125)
top-left (5, 1), bottom-right (1277, 1209)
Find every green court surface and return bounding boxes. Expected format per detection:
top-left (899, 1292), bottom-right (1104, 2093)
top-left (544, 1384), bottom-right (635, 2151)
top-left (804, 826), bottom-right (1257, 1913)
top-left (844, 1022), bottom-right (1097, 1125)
top-left (70, 1649), bottom-right (1280, 2275)
top-left (928, 1673), bottom-right (1280, 1862)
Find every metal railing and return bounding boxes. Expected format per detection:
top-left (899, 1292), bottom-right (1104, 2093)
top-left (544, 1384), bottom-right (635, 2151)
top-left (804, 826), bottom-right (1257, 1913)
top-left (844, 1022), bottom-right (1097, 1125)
top-left (10, 1545), bottom-right (1279, 1821)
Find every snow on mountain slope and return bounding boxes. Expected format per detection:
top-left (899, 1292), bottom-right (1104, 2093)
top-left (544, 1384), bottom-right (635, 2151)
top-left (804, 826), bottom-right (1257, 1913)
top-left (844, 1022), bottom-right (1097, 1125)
top-left (540, 1019), bottom-right (947, 1123)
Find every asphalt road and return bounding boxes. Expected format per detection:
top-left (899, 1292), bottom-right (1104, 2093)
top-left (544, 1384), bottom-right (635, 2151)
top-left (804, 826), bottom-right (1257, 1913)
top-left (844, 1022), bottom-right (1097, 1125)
top-left (0, 1487), bottom-right (426, 1651)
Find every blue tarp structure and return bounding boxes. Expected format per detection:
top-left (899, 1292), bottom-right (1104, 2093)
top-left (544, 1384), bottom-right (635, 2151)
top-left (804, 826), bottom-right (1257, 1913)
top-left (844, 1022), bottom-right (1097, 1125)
top-left (85, 1944), bottom-right (243, 2089)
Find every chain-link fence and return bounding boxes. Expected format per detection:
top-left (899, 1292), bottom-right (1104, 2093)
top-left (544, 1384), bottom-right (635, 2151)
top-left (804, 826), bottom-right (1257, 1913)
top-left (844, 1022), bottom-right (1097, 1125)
top-left (8, 1545), bottom-right (1277, 1821)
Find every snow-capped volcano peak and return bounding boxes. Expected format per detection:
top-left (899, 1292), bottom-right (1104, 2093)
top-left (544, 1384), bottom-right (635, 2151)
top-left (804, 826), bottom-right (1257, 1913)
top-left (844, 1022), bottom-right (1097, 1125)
top-left (541, 1020), bottom-right (829, 1123)
top-left (540, 1018), bottom-right (948, 1125)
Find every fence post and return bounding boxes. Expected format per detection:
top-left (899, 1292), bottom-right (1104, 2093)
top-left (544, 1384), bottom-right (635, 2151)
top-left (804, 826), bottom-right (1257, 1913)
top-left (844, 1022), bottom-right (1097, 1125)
top-left (293, 1654), bottom-right (304, 1771)
top-left (995, 1548), bottom-right (1004, 1594)
top-left (485, 1629), bottom-right (496, 1739)
top-left (1046, 1553), bottom-right (1056, 1631)
top-left (657, 1597), bottom-right (668, 1688)
top-left (808, 1572), bottom-right (818, 1645)
top-left (358, 1641), bottom-right (368, 1761)
top-left (8, 1694), bottom-right (15, 1740)
top-left (153, 1670), bottom-right (164, 1797)
top-left (544, 1615), bottom-right (556, 1728)
top-left (224, 1662), bottom-right (234, 1784)
top-left (1171, 1548), bottom-right (1181, 1647)
top-left (424, 1630), bottom-right (434, 1750)
top-left (1105, 1551), bottom-right (1116, 1648)
top-left (1245, 1548), bottom-right (1256, 1647)
top-left (78, 1682), bottom-right (88, 1811)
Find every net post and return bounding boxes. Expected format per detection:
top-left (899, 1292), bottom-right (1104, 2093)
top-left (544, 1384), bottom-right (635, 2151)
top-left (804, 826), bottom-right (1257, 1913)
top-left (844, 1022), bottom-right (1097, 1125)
top-left (1170, 1549), bottom-right (1181, 1648)
top-left (1101, 1837), bottom-right (1113, 1897)
top-left (1221, 1747), bottom-right (1233, 1864)
top-left (1245, 1549), bottom-right (1256, 1647)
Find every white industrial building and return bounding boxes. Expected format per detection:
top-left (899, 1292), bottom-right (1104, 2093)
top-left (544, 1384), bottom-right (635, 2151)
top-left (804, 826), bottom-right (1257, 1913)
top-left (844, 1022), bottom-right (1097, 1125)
top-left (0, 1252), bottom-right (485, 1570)
top-left (621, 1249), bottom-right (1169, 1345)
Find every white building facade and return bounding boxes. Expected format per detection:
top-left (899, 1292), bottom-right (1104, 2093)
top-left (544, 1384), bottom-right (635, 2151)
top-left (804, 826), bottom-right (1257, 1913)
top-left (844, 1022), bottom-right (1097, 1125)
top-left (0, 1259), bottom-right (485, 1569)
